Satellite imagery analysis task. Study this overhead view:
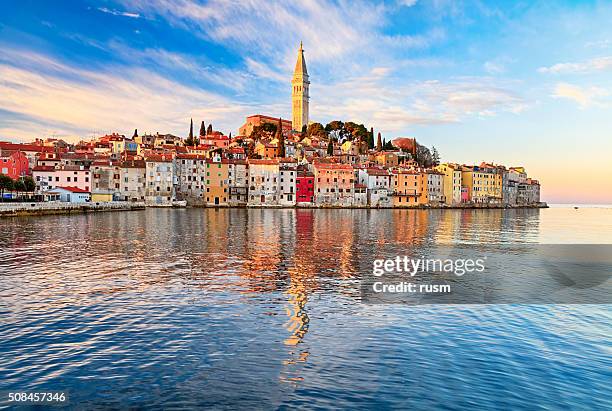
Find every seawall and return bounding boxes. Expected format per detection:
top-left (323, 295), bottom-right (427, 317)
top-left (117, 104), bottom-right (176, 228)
top-left (0, 202), bottom-right (146, 217)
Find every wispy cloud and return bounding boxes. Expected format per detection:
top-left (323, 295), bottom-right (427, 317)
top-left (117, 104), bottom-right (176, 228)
top-left (538, 56), bottom-right (612, 74)
top-left (552, 82), bottom-right (610, 108)
top-left (97, 7), bottom-right (141, 19)
top-left (0, 48), bottom-right (271, 141)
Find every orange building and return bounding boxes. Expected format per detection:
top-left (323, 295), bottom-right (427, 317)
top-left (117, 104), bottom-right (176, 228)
top-left (239, 115), bottom-right (293, 137)
top-left (205, 158), bottom-right (230, 206)
top-left (313, 162), bottom-right (355, 206)
top-left (391, 168), bottom-right (424, 206)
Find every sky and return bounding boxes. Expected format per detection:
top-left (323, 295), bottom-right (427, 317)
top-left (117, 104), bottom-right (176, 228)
top-left (1, 0), bottom-right (611, 203)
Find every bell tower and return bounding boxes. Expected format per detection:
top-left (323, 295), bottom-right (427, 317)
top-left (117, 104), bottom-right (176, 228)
top-left (292, 41), bottom-right (309, 132)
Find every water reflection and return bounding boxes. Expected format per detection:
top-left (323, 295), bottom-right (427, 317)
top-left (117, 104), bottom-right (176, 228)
top-left (1, 208), bottom-right (611, 409)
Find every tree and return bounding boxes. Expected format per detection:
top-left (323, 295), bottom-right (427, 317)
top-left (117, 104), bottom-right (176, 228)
top-left (0, 174), bottom-right (14, 201)
top-left (414, 144), bottom-right (434, 167)
top-left (186, 118), bottom-right (194, 146)
top-left (301, 124), bottom-right (307, 134)
top-left (277, 117), bottom-right (285, 158)
top-left (368, 127), bottom-right (374, 149)
top-left (14, 179), bottom-right (25, 199)
top-left (23, 176), bottom-right (36, 193)
top-left (327, 140), bottom-right (334, 156)
top-left (207, 124), bottom-right (213, 135)
top-left (132, 129), bottom-right (138, 138)
top-left (431, 146), bottom-right (440, 166)
top-left (376, 132), bottom-right (382, 151)
top-left (325, 120), bottom-right (344, 133)
top-left (199, 121), bottom-right (206, 137)
top-left (307, 122), bottom-right (326, 138)
top-left (383, 139), bottom-right (395, 150)
top-left (250, 123), bottom-right (276, 140)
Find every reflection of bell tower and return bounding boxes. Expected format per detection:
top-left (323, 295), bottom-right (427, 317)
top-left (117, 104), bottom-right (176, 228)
top-left (292, 41), bottom-right (309, 132)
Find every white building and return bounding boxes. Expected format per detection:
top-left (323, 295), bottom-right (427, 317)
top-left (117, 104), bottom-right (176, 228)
top-left (427, 171), bottom-right (445, 204)
top-left (120, 160), bottom-right (146, 202)
top-left (248, 159), bottom-right (280, 206)
top-left (357, 167), bottom-right (392, 207)
top-left (145, 155), bottom-right (175, 205)
top-left (228, 159), bottom-right (249, 206)
top-left (46, 186), bottom-right (90, 203)
top-left (279, 159), bottom-right (297, 206)
top-left (174, 154), bottom-right (207, 205)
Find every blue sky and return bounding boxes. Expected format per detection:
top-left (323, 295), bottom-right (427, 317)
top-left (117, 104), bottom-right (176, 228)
top-left (1, 0), bottom-right (611, 202)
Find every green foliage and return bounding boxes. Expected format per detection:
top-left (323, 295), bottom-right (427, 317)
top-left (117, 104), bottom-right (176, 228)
top-left (24, 176), bottom-right (36, 192)
top-left (199, 121), bottom-right (206, 137)
top-left (207, 124), bottom-right (213, 135)
top-left (325, 120), bottom-right (344, 133)
top-left (250, 123), bottom-right (277, 140)
top-left (0, 174), bottom-right (14, 200)
top-left (327, 140), bottom-right (334, 155)
top-left (431, 146), bottom-right (440, 166)
top-left (414, 144), bottom-right (434, 167)
top-left (301, 124), bottom-right (307, 133)
top-left (14, 179), bottom-right (26, 193)
top-left (307, 122), bottom-right (327, 138)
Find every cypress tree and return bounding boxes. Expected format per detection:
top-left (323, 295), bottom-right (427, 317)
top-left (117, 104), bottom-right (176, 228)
top-left (376, 132), bottom-right (382, 151)
top-left (277, 117), bottom-right (285, 158)
top-left (199, 121), bottom-right (206, 137)
top-left (207, 124), bottom-right (213, 135)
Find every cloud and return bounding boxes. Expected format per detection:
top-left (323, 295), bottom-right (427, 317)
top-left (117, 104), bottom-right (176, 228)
top-left (397, 0), bottom-right (418, 7)
top-left (552, 82), bottom-right (610, 107)
top-left (97, 7), bottom-right (141, 19)
top-left (538, 56), bottom-right (612, 74)
top-left (0, 48), bottom-right (271, 141)
top-left (313, 73), bottom-right (527, 134)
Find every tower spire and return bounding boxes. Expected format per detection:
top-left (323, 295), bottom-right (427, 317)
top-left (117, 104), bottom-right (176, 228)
top-left (292, 42), bottom-right (310, 132)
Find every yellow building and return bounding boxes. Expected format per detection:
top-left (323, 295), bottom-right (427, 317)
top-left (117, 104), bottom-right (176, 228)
top-left (435, 163), bottom-right (462, 205)
top-left (391, 168), bottom-right (424, 206)
top-left (91, 192), bottom-right (113, 202)
top-left (205, 158), bottom-right (229, 206)
top-left (461, 164), bottom-right (502, 204)
top-left (374, 151), bottom-right (400, 167)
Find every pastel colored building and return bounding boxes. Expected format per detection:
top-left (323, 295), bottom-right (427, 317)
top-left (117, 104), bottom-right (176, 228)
top-left (248, 159), bottom-right (280, 206)
top-left (239, 115), bottom-right (293, 137)
top-left (313, 162), bottom-right (354, 206)
top-left (175, 153), bottom-right (207, 205)
top-left (228, 159), bottom-right (249, 206)
top-left (119, 159), bottom-right (146, 202)
top-left (391, 169), bottom-right (423, 207)
top-left (205, 158), bottom-right (230, 206)
top-left (279, 158), bottom-right (297, 206)
top-left (145, 154), bottom-right (175, 205)
top-left (91, 160), bottom-right (121, 201)
top-left (436, 163), bottom-right (462, 205)
top-left (426, 171), bottom-right (445, 205)
top-left (357, 167), bottom-right (392, 207)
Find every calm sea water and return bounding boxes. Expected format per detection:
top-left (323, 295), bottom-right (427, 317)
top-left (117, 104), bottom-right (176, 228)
top-left (1, 207), bottom-right (611, 409)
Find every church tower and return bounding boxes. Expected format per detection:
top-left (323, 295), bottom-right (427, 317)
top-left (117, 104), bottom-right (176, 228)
top-left (292, 41), bottom-right (309, 132)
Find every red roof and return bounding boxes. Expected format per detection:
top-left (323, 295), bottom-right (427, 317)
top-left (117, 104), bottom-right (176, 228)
top-left (248, 159), bottom-right (279, 165)
top-left (32, 165), bottom-right (55, 172)
top-left (55, 186), bottom-right (90, 193)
